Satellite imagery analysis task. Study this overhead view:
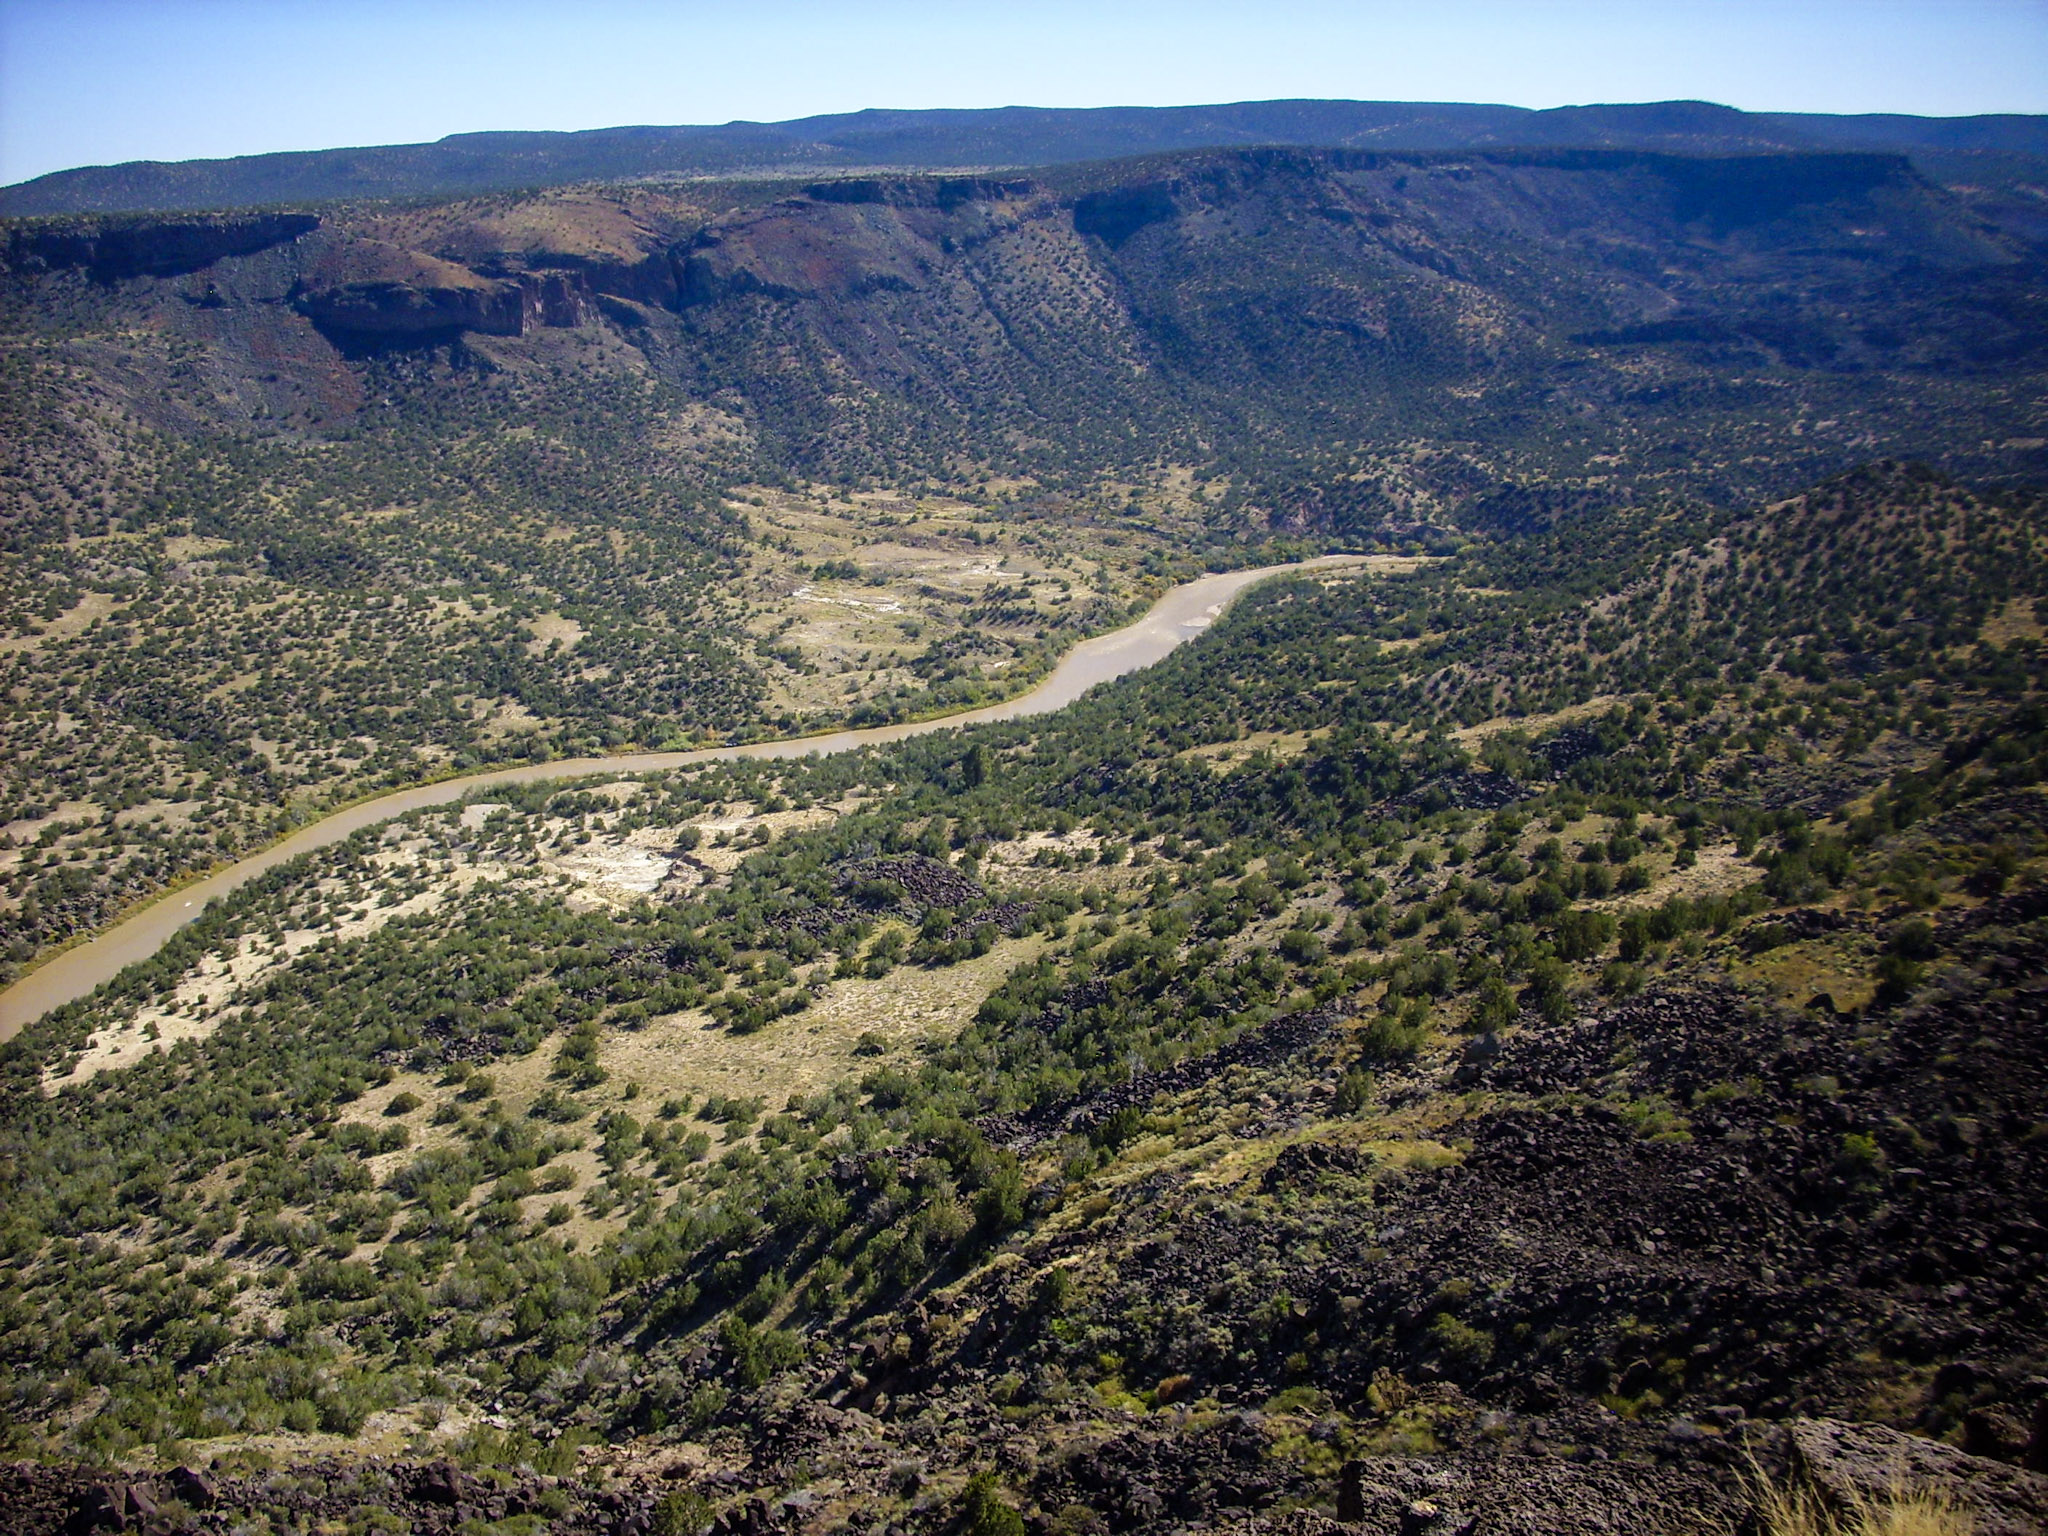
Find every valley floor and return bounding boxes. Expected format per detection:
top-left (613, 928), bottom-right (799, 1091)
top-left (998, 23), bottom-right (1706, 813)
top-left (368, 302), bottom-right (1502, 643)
top-left (1, 467), bottom-right (2044, 1535)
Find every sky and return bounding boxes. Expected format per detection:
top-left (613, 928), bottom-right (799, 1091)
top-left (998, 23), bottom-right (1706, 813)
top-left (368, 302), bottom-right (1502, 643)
top-left (2, 0), bottom-right (2045, 185)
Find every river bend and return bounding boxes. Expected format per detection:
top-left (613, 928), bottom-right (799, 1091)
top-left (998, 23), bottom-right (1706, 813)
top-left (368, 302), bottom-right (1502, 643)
top-left (0, 556), bottom-right (1360, 1039)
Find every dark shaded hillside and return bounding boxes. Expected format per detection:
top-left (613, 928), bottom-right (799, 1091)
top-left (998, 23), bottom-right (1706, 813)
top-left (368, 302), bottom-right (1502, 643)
top-left (454, 147), bottom-right (2048, 501)
top-left (5, 96), bottom-right (2045, 218)
top-left (6, 146), bottom-right (2043, 529)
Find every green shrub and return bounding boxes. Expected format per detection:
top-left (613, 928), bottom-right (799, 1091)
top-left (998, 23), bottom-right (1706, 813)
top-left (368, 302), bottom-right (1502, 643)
top-left (960, 1471), bottom-right (1026, 1536)
top-left (1426, 1312), bottom-right (1495, 1368)
top-left (1358, 1009), bottom-right (1425, 1063)
top-left (652, 1489), bottom-right (713, 1536)
top-left (1334, 1069), bottom-right (1374, 1113)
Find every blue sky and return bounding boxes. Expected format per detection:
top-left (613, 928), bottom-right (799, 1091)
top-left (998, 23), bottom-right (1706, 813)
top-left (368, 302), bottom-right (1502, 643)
top-left (3, 0), bottom-right (2044, 185)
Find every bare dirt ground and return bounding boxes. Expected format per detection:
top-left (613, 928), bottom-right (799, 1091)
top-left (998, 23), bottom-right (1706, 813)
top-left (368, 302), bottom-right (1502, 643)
top-left (1449, 695), bottom-right (1624, 749)
top-left (41, 836), bottom-right (500, 1091)
top-left (979, 827), bottom-right (1104, 884)
top-left (727, 484), bottom-right (1158, 716)
top-left (46, 777), bottom-right (1039, 1256)
top-left (0, 590), bottom-right (118, 653)
top-left (599, 932), bottom-right (1049, 1114)
top-left (1177, 728), bottom-right (1330, 773)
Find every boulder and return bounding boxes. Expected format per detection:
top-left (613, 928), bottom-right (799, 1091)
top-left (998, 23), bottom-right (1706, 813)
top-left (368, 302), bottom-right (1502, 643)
top-left (1789, 1417), bottom-right (2048, 1536)
top-left (415, 1459), bottom-right (467, 1506)
top-left (168, 1465), bottom-right (219, 1507)
top-left (66, 1481), bottom-right (157, 1533)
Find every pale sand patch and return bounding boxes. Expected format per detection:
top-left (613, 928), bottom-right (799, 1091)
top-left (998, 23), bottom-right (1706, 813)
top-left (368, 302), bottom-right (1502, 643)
top-left (0, 799), bottom-right (102, 853)
top-left (656, 401), bottom-right (754, 456)
top-left (791, 585), bottom-right (905, 615)
top-left (599, 933), bottom-right (1049, 1112)
top-left (482, 701), bottom-right (541, 738)
top-left (45, 947), bottom-right (247, 1090)
top-left (524, 613), bottom-right (587, 655)
top-left (981, 828), bottom-right (1103, 876)
top-left (42, 848), bottom-right (505, 1092)
top-left (1450, 695), bottom-right (1624, 749)
top-left (161, 534), bottom-right (234, 562)
top-left (162, 1400), bottom-right (497, 1466)
top-left (1372, 632), bottom-right (1440, 654)
top-left (1178, 728), bottom-right (1328, 772)
top-left (544, 839), bottom-right (675, 907)
top-left (1981, 595), bottom-right (2045, 649)
top-left (1579, 845), bottom-right (1758, 915)
top-left (0, 591), bottom-right (119, 653)
top-left (684, 803), bottom-right (841, 877)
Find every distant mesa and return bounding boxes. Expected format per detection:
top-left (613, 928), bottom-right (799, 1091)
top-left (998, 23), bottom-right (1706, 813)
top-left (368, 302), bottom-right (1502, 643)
top-left (3, 97), bottom-right (2044, 218)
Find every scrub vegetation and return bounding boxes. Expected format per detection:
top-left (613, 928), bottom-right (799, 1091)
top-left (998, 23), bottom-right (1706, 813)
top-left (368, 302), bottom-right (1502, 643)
top-left (1, 139), bottom-right (2045, 1534)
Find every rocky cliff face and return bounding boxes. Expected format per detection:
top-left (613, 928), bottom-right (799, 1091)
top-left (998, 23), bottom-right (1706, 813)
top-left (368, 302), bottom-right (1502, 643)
top-left (675, 175), bottom-right (1041, 308)
top-left (1, 146), bottom-right (2040, 496)
top-left (639, 146), bottom-right (2043, 494)
top-left (0, 211), bottom-right (318, 280)
top-left (508, 250), bottom-right (677, 310)
top-left (295, 276), bottom-right (527, 338)
top-left (290, 235), bottom-right (520, 337)
top-left (290, 236), bottom-right (601, 339)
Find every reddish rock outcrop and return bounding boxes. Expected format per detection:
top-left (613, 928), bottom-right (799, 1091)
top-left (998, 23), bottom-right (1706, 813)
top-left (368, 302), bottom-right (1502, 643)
top-left (293, 236), bottom-right (525, 337)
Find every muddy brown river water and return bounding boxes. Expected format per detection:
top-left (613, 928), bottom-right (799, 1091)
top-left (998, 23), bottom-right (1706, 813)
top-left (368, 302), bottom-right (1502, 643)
top-left (0, 556), bottom-right (1362, 1040)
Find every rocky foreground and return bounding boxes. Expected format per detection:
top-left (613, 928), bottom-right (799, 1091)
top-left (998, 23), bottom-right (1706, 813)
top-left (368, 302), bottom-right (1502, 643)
top-left (5, 926), bottom-right (2047, 1534)
top-left (4, 1413), bottom-right (2047, 1534)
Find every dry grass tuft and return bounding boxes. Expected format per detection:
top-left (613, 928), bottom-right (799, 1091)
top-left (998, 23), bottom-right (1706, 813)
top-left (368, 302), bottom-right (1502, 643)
top-left (1752, 1469), bottom-right (1974, 1536)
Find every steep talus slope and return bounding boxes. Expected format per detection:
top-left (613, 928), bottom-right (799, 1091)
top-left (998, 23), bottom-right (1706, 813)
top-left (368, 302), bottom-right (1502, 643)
top-left (629, 147), bottom-right (2048, 493)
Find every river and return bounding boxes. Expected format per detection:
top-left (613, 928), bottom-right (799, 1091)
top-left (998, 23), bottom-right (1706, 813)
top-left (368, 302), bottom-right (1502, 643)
top-left (0, 555), bottom-right (1360, 1040)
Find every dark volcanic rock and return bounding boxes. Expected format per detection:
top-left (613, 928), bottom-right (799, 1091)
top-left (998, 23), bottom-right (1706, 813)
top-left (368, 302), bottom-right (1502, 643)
top-left (295, 271), bottom-right (525, 339)
top-left (4, 1457), bottom-right (637, 1535)
top-left (414, 1458), bottom-right (466, 1505)
top-left (1534, 725), bottom-right (1605, 774)
top-left (1395, 769), bottom-right (1531, 812)
top-left (2, 211), bottom-right (318, 280)
top-left (64, 1480), bottom-right (157, 1534)
top-left (166, 1465), bottom-right (217, 1507)
top-left (979, 949), bottom-right (2047, 1453)
top-left (834, 853), bottom-right (985, 910)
